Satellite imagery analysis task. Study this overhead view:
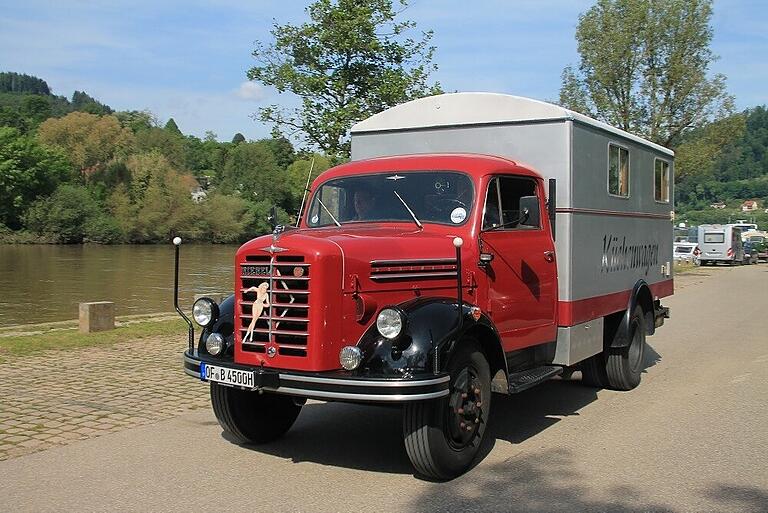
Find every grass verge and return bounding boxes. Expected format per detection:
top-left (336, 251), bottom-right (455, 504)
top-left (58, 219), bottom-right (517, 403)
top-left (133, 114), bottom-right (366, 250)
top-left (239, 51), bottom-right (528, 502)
top-left (674, 261), bottom-right (701, 274)
top-left (0, 318), bottom-right (188, 362)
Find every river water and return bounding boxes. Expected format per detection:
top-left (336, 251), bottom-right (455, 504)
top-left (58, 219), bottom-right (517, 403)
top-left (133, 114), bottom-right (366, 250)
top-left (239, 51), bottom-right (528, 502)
top-left (0, 244), bottom-right (239, 327)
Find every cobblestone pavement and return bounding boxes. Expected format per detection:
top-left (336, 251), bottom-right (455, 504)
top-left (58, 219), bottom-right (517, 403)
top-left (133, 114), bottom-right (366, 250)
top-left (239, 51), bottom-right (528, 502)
top-left (0, 335), bottom-right (208, 461)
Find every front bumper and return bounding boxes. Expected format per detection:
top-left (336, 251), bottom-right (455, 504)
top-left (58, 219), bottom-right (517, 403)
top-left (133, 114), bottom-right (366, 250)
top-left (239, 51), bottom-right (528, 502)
top-left (183, 351), bottom-right (450, 403)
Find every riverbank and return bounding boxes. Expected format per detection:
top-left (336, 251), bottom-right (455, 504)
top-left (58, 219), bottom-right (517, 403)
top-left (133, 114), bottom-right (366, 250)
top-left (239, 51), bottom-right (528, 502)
top-left (0, 315), bottom-right (186, 363)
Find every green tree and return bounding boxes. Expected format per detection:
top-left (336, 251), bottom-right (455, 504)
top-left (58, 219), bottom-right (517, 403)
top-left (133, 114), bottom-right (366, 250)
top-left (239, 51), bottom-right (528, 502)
top-left (71, 90), bottom-right (112, 115)
top-left (37, 112), bottom-right (134, 173)
top-left (116, 110), bottom-right (157, 133)
top-left (111, 152), bottom-right (199, 242)
top-left (220, 141), bottom-right (288, 206)
top-left (285, 154), bottom-right (332, 214)
top-left (199, 193), bottom-right (253, 243)
top-left (24, 184), bottom-right (120, 243)
top-left (247, 0), bottom-right (441, 157)
top-left (0, 72), bottom-right (50, 95)
top-left (559, 0), bottom-right (733, 147)
top-left (135, 127), bottom-right (186, 170)
top-left (231, 132), bottom-right (246, 144)
top-left (20, 95), bottom-right (52, 125)
top-left (165, 118), bottom-right (183, 136)
top-left (0, 127), bottom-right (72, 229)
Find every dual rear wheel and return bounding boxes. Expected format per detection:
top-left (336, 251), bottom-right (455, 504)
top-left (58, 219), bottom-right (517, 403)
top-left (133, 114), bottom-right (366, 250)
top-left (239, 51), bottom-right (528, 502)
top-left (581, 305), bottom-right (646, 391)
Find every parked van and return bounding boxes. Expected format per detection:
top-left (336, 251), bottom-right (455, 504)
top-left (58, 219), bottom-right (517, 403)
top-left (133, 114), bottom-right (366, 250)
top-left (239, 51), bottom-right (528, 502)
top-left (698, 224), bottom-right (744, 265)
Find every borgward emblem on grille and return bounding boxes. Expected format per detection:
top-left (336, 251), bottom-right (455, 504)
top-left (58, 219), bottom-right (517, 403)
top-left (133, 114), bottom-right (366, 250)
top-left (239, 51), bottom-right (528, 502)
top-left (260, 244), bottom-right (286, 253)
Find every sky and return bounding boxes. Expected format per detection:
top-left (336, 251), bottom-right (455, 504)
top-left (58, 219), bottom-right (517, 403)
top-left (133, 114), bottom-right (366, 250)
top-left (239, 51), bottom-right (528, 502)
top-left (1, 0), bottom-right (766, 143)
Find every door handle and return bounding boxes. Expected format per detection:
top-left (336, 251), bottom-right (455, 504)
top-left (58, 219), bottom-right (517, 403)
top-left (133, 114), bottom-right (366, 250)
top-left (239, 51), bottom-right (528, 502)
top-left (544, 251), bottom-right (555, 262)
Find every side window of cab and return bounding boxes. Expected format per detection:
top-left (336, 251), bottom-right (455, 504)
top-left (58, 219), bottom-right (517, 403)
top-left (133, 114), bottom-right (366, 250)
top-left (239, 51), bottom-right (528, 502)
top-left (482, 176), bottom-right (540, 231)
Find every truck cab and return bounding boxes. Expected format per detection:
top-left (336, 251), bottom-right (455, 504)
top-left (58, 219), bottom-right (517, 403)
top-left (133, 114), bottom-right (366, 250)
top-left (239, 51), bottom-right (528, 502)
top-left (179, 94), bottom-right (673, 480)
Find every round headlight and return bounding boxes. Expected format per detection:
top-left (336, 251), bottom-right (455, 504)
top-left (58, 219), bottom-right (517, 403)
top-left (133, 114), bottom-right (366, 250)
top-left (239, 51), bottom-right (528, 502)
top-left (205, 333), bottom-right (226, 356)
top-left (193, 298), bottom-right (218, 327)
top-left (376, 308), bottom-right (404, 340)
top-left (339, 346), bottom-right (362, 370)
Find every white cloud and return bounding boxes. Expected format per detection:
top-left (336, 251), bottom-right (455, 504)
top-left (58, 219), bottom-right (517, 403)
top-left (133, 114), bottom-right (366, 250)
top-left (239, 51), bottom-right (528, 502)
top-left (235, 81), bottom-right (268, 101)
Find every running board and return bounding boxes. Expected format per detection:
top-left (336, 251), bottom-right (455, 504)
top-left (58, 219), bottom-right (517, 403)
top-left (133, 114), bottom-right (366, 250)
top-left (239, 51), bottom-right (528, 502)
top-left (507, 366), bottom-right (563, 394)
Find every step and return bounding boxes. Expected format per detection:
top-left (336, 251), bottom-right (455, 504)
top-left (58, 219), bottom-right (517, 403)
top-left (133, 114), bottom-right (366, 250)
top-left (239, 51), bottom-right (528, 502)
top-left (507, 365), bottom-right (563, 394)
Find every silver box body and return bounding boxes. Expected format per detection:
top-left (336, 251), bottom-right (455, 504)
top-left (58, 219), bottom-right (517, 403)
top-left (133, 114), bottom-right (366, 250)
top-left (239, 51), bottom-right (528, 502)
top-left (351, 93), bottom-right (674, 308)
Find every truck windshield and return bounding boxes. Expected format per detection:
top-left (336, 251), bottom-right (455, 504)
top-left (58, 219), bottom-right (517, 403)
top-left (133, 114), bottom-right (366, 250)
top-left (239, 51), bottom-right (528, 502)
top-left (306, 171), bottom-right (474, 227)
top-left (703, 232), bottom-right (725, 243)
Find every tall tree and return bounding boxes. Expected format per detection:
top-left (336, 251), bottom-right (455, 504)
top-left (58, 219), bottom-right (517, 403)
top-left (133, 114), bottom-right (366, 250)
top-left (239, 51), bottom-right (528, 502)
top-left (247, 0), bottom-right (441, 157)
top-left (0, 72), bottom-right (51, 95)
top-left (0, 127), bottom-right (72, 229)
top-left (559, 0), bottom-right (733, 147)
top-left (164, 118), bottom-right (182, 135)
top-left (37, 112), bottom-right (134, 174)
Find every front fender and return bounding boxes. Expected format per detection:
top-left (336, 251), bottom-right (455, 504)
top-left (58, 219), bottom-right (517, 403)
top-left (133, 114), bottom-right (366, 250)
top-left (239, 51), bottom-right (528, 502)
top-left (197, 294), bottom-right (236, 357)
top-left (356, 297), bottom-right (500, 377)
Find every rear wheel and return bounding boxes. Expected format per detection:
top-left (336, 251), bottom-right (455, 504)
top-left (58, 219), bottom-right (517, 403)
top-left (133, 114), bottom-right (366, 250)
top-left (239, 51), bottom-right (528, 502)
top-left (605, 306), bottom-right (646, 390)
top-left (210, 383), bottom-right (302, 444)
top-left (403, 339), bottom-right (491, 480)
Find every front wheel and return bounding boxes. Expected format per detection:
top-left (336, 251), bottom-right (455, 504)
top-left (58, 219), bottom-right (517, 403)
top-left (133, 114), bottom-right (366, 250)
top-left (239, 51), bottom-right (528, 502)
top-left (403, 339), bottom-right (491, 480)
top-left (210, 383), bottom-right (302, 444)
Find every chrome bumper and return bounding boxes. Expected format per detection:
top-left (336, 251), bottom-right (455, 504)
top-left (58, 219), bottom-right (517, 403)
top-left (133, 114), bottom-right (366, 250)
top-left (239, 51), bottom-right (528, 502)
top-left (183, 352), bottom-right (450, 403)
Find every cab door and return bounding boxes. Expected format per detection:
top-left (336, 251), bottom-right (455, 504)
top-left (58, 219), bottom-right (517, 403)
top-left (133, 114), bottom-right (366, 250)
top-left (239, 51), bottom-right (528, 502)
top-left (479, 176), bottom-right (557, 351)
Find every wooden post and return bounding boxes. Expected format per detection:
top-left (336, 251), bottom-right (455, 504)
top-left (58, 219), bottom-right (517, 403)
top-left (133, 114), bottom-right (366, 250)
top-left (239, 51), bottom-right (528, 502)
top-left (79, 301), bottom-right (115, 333)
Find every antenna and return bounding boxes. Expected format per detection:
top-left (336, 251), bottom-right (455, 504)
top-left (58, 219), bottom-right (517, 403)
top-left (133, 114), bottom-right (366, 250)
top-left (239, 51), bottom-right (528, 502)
top-left (296, 158), bottom-right (316, 227)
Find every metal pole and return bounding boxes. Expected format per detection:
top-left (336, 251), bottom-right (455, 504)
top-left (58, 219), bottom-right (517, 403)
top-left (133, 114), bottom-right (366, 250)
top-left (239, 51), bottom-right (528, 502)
top-left (454, 237), bottom-right (464, 333)
top-left (173, 237), bottom-right (194, 353)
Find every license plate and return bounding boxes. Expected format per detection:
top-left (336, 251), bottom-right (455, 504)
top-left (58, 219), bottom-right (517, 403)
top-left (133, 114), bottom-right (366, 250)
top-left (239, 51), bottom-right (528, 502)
top-left (200, 363), bottom-right (255, 389)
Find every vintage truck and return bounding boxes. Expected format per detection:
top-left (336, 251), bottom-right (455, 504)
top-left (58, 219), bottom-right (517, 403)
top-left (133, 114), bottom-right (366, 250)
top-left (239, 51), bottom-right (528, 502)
top-left (177, 93), bottom-right (673, 479)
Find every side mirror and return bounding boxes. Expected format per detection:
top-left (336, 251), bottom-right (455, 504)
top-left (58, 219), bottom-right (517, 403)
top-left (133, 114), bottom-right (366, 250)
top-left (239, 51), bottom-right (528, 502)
top-left (519, 196), bottom-right (540, 228)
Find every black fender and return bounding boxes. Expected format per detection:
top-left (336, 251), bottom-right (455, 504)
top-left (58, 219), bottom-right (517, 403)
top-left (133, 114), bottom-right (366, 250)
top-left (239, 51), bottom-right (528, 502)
top-left (611, 280), bottom-right (653, 348)
top-left (356, 297), bottom-right (507, 379)
top-left (197, 294), bottom-right (236, 357)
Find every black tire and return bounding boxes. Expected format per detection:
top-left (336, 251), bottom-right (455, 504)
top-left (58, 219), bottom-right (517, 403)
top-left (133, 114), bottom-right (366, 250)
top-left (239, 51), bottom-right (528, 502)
top-left (403, 339), bottom-right (491, 480)
top-left (605, 305), bottom-right (646, 391)
top-left (210, 383), bottom-right (302, 444)
top-left (580, 351), bottom-right (609, 388)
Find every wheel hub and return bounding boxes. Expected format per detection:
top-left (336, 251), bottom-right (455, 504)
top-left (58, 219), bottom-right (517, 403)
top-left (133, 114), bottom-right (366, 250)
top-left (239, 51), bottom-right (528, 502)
top-left (446, 367), bottom-right (484, 448)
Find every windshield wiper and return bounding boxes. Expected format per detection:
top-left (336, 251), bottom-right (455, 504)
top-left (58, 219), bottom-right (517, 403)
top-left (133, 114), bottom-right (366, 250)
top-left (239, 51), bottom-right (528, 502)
top-left (394, 191), bottom-right (423, 229)
top-left (316, 198), bottom-right (341, 227)
top-left (484, 208), bottom-right (530, 232)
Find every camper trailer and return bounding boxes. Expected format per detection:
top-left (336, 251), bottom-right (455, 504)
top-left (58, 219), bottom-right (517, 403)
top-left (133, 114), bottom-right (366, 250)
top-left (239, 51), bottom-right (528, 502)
top-left (698, 224), bottom-right (744, 265)
top-left (178, 94), bottom-right (674, 479)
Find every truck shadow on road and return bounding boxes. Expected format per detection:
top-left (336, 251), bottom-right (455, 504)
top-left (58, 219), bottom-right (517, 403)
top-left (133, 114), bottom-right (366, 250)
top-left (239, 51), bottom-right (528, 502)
top-left (223, 344), bottom-right (663, 476)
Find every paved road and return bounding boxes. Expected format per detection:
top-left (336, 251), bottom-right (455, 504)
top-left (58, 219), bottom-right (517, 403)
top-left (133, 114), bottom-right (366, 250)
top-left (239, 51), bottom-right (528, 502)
top-left (1, 265), bottom-right (767, 512)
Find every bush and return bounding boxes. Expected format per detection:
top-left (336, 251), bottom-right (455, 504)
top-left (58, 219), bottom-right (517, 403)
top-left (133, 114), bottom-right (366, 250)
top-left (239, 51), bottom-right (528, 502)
top-left (23, 184), bottom-right (114, 243)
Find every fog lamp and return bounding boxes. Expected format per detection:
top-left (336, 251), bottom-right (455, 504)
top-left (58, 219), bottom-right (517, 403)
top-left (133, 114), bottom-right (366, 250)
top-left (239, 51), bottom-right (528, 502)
top-left (339, 346), bottom-right (362, 370)
top-left (205, 332), bottom-right (225, 356)
top-left (376, 308), bottom-right (404, 340)
top-left (193, 297), bottom-right (219, 327)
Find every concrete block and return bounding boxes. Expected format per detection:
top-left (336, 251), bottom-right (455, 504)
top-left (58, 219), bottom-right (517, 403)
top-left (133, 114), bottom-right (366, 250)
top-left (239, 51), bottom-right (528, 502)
top-left (79, 302), bottom-right (115, 333)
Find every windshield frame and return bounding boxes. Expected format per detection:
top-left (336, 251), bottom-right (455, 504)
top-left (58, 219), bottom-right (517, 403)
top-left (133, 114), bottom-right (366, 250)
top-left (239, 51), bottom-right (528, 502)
top-left (304, 169), bottom-right (476, 229)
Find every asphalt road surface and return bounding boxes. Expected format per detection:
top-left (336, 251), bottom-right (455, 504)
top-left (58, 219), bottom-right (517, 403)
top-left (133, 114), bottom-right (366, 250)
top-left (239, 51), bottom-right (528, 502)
top-left (1, 265), bottom-right (767, 513)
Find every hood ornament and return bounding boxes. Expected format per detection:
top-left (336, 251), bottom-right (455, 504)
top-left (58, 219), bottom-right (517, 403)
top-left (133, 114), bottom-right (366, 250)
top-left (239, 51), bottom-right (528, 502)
top-left (261, 225), bottom-right (287, 253)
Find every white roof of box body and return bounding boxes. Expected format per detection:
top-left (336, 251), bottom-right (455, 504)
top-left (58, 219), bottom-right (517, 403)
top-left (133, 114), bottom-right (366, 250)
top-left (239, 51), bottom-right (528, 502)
top-left (352, 93), bottom-right (673, 156)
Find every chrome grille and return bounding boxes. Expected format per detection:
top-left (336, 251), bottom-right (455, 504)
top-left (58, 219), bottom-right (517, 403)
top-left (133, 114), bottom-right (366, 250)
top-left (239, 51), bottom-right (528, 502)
top-left (239, 254), bottom-right (310, 357)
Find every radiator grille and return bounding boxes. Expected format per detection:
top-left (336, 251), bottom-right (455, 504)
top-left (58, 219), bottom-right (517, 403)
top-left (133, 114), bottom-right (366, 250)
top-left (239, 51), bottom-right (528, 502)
top-left (239, 254), bottom-right (310, 357)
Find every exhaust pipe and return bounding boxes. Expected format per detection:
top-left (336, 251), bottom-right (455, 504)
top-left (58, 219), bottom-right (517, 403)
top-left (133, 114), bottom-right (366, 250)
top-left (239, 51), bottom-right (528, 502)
top-left (173, 237), bottom-right (195, 353)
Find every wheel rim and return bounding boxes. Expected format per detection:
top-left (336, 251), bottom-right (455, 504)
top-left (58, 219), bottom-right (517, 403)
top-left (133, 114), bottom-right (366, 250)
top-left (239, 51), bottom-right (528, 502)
top-left (445, 366), bottom-right (484, 450)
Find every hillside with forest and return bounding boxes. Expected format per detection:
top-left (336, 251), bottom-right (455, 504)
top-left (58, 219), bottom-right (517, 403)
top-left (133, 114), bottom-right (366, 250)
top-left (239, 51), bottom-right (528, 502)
top-left (1, 67), bottom-right (767, 244)
top-left (674, 106), bottom-right (768, 226)
top-left (0, 71), bottom-right (331, 244)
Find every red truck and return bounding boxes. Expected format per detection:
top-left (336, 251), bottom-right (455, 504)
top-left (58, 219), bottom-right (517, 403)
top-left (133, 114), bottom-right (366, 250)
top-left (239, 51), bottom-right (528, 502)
top-left (177, 94), bottom-right (673, 479)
